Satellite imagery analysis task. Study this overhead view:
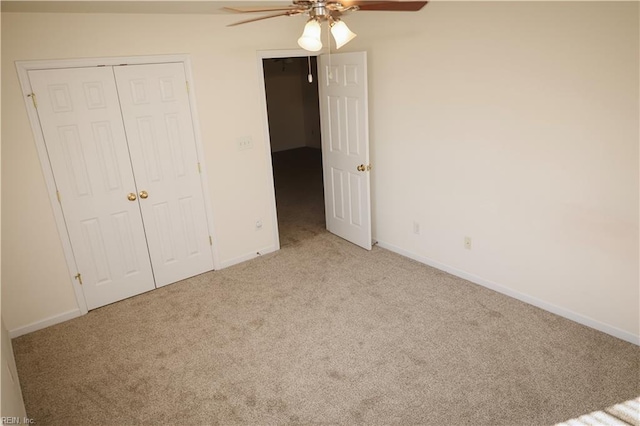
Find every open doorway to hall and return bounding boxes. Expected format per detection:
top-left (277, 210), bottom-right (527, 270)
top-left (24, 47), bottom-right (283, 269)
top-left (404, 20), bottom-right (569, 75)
top-left (262, 56), bottom-right (325, 248)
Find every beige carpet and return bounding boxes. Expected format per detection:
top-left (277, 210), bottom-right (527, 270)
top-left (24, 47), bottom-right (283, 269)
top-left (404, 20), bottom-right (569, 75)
top-left (13, 148), bottom-right (640, 425)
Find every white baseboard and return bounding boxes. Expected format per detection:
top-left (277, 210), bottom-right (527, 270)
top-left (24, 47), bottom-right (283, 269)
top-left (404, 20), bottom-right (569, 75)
top-left (376, 240), bottom-right (640, 346)
top-left (9, 308), bottom-right (82, 339)
top-left (219, 245), bottom-right (278, 269)
top-left (8, 245), bottom-right (280, 337)
top-left (11, 243), bottom-right (637, 346)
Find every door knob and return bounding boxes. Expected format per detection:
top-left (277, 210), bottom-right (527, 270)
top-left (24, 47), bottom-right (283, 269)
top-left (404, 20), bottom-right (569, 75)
top-left (127, 193), bottom-right (137, 201)
top-left (357, 164), bottom-right (366, 172)
top-left (139, 190), bottom-right (149, 199)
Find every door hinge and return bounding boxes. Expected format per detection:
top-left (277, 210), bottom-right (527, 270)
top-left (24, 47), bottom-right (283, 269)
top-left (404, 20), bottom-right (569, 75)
top-left (197, 162), bottom-right (202, 174)
top-left (186, 81), bottom-right (190, 93)
top-left (27, 93), bottom-right (37, 108)
top-left (74, 273), bottom-right (83, 285)
top-left (209, 236), bottom-right (213, 246)
top-left (56, 190), bottom-right (62, 203)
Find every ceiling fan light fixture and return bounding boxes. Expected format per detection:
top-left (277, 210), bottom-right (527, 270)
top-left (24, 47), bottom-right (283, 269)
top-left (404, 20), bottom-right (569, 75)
top-left (330, 20), bottom-right (357, 49)
top-left (298, 19), bottom-right (323, 52)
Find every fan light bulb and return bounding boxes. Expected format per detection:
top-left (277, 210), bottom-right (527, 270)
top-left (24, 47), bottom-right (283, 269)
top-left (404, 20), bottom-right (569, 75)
top-left (298, 20), bottom-right (323, 52)
top-left (330, 20), bottom-right (357, 49)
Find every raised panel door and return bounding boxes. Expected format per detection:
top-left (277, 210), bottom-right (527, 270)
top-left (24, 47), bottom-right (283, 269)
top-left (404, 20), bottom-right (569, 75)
top-left (318, 52), bottom-right (372, 250)
top-left (29, 67), bottom-right (156, 309)
top-left (114, 63), bottom-right (214, 286)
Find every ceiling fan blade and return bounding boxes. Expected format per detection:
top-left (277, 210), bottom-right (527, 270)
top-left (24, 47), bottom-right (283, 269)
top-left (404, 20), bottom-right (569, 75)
top-left (224, 6), bottom-right (302, 13)
top-left (227, 11), bottom-right (294, 27)
top-left (339, 1), bottom-right (428, 12)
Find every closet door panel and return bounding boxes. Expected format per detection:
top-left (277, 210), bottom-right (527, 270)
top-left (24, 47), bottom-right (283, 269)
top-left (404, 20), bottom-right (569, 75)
top-left (28, 67), bottom-right (156, 309)
top-left (114, 63), bottom-right (214, 287)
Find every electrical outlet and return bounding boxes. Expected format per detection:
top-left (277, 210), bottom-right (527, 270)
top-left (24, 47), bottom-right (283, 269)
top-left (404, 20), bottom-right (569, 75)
top-left (413, 221), bottom-right (420, 235)
top-left (237, 136), bottom-right (253, 151)
top-left (464, 236), bottom-right (472, 250)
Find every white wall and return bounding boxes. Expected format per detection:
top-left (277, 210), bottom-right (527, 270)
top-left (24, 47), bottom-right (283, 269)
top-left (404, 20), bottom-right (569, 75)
top-left (1, 2), bottom-right (638, 342)
top-left (264, 57), bottom-right (320, 152)
top-left (355, 2), bottom-right (639, 341)
top-left (1, 318), bottom-right (27, 418)
top-left (0, 15), bottom-right (24, 418)
top-left (1, 12), bottom-right (300, 331)
top-left (264, 58), bottom-right (308, 152)
top-left (300, 57), bottom-right (321, 150)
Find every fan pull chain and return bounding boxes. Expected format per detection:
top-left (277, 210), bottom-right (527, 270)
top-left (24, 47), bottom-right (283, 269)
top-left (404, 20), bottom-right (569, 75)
top-left (327, 21), bottom-right (333, 79)
top-left (307, 56), bottom-right (313, 83)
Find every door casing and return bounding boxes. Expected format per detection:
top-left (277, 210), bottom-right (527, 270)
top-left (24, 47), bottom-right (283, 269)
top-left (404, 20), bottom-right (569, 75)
top-left (16, 54), bottom-right (220, 316)
top-left (257, 49), bottom-right (373, 251)
top-left (257, 49), bottom-right (321, 251)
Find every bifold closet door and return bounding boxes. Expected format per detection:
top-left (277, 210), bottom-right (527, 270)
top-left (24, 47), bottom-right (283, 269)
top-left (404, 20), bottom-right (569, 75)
top-left (28, 67), bottom-right (156, 309)
top-left (114, 63), bottom-right (214, 287)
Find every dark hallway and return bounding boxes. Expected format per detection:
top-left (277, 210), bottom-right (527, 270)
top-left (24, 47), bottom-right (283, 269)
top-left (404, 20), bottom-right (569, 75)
top-left (271, 148), bottom-right (325, 248)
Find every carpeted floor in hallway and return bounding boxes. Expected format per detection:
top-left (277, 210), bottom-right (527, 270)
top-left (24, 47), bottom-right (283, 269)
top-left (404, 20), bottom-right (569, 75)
top-left (271, 147), bottom-right (326, 249)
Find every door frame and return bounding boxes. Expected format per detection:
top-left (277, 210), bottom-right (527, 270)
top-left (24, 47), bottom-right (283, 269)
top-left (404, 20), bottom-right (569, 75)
top-left (16, 54), bottom-right (220, 315)
top-left (256, 49), bottom-right (321, 251)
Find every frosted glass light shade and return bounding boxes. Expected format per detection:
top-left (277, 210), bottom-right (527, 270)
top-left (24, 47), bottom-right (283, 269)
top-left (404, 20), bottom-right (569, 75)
top-left (331, 20), bottom-right (356, 49)
top-left (298, 20), bottom-right (323, 52)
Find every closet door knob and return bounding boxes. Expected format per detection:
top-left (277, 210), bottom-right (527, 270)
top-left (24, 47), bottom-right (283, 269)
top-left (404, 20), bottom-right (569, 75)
top-left (127, 193), bottom-right (137, 201)
top-left (139, 190), bottom-right (149, 199)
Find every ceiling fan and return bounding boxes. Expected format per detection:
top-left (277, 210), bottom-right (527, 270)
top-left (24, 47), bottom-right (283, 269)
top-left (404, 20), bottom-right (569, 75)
top-left (225, 1), bottom-right (428, 51)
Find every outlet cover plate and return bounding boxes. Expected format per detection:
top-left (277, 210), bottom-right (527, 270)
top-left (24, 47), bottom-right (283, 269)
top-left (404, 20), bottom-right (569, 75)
top-left (237, 136), bottom-right (253, 151)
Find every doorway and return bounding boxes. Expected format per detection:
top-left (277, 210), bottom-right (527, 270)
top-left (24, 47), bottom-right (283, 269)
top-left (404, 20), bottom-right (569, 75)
top-left (259, 50), bottom-right (372, 251)
top-left (262, 55), bottom-right (326, 248)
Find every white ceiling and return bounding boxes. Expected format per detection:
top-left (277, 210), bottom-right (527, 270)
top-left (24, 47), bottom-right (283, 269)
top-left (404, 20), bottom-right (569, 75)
top-left (0, 1), bottom-right (292, 14)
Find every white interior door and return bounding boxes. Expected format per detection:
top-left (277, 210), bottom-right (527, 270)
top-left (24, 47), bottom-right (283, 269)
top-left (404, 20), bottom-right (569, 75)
top-left (318, 52), bottom-right (372, 250)
top-left (28, 67), bottom-right (156, 309)
top-left (114, 63), bottom-right (214, 287)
